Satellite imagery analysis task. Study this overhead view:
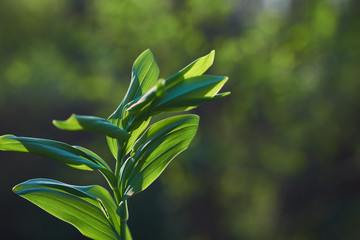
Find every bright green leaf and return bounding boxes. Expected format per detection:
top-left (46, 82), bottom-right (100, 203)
top-left (165, 50), bottom-right (215, 88)
top-left (13, 178), bottom-right (120, 240)
top-left (126, 224), bottom-right (133, 240)
top-left (53, 114), bottom-right (130, 140)
top-left (123, 50), bottom-right (228, 118)
top-left (122, 115), bottom-right (199, 199)
top-left (124, 51), bottom-right (218, 116)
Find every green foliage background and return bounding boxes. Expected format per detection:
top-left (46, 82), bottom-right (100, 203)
top-left (1, 0), bottom-right (359, 239)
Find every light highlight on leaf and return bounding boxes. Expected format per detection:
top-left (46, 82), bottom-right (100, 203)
top-left (108, 49), bottom-right (159, 159)
top-left (53, 114), bottom-right (130, 140)
top-left (166, 50), bottom-right (215, 87)
top-left (121, 115), bottom-right (199, 199)
top-left (13, 179), bottom-right (120, 240)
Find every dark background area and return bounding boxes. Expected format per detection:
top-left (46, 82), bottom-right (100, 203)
top-left (1, 0), bottom-right (360, 239)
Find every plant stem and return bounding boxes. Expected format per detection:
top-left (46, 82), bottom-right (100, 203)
top-left (114, 134), bottom-right (129, 239)
top-left (120, 200), bottom-right (129, 240)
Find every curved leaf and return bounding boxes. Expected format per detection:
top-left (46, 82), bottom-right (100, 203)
top-left (73, 145), bottom-right (116, 187)
top-left (124, 51), bottom-right (218, 116)
top-left (53, 114), bottom-right (130, 140)
top-left (165, 50), bottom-right (215, 88)
top-left (118, 157), bottom-right (135, 194)
top-left (154, 75), bottom-right (229, 113)
top-left (108, 49), bottom-right (159, 159)
top-left (13, 179), bottom-right (120, 240)
top-left (125, 75), bottom-right (229, 116)
top-left (122, 115), bottom-right (199, 199)
top-left (126, 79), bottom-right (165, 113)
top-left (0, 134), bottom-right (110, 172)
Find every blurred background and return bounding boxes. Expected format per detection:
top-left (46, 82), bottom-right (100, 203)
top-left (1, 0), bottom-right (359, 239)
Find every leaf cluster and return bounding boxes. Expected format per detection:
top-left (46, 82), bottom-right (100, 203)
top-left (0, 49), bottom-right (229, 240)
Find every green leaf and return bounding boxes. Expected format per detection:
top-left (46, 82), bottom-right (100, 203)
top-left (0, 134), bottom-right (111, 172)
top-left (126, 224), bottom-right (133, 240)
top-left (165, 50), bottom-right (215, 88)
top-left (108, 49), bottom-right (159, 128)
top-left (122, 115), bottom-right (199, 199)
top-left (126, 50), bottom-right (216, 114)
top-left (53, 114), bottom-right (130, 140)
top-left (123, 50), bottom-right (229, 117)
top-left (126, 79), bottom-right (165, 113)
top-left (13, 179), bottom-right (120, 240)
top-left (154, 75), bottom-right (229, 113)
top-left (121, 80), bottom-right (166, 132)
top-left (125, 75), bottom-right (229, 116)
top-left (108, 49), bottom-right (159, 159)
top-left (118, 157), bottom-right (135, 195)
top-left (74, 145), bottom-right (116, 187)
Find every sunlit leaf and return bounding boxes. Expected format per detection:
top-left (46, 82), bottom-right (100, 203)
top-left (125, 51), bottom-right (217, 114)
top-left (123, 50), bottom-right (228, 118)
top-left (122, 115), bottom-right (199, 199)
top-left (126, 224), bottom-right (133, 240)
top-left (126, 79), bottom-right (165, 113)
top-left (108, 49), bottom-right (159, 159)
top-left (53, 114), bottom-right (130, 140)
top-left (165, 50), bottom-right (215, 87)
top-left (13, 179), bottom-right (120, 240)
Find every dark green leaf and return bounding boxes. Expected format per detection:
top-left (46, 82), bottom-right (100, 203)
top-left (0, 134), bottom-right (111, 172)
top-left (118, 157), bottom-right (135, 195)
top-left (154, 75), bottom-right (229, 113)
top-left (13, 178), bottom-right (120, 240)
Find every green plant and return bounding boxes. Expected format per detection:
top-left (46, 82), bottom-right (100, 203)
top-left (0, 49), bottom-right (229, 240)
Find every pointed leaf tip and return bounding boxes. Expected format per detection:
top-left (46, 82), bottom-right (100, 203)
top-left (209, 49), bottom-right (215, 59)
top-left (165, 50), bottom-right (217, 88)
